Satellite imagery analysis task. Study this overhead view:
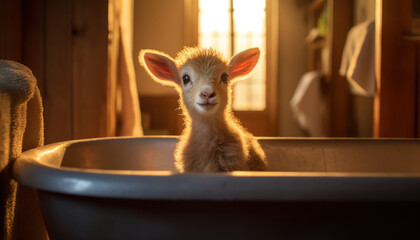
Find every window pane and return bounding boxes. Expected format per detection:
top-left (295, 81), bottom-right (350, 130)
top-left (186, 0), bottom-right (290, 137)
top-left (233, 0), bottom-right (265, 35)
top-left (198, 0), bottom-right (231, 57)
top-left (232, 0), bottom-right (266, 110)
top-left (198, 0), bottom-right (266, 111)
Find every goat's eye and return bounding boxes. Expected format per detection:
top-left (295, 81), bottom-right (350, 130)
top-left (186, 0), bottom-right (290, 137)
top-left (182, 74), bottom-right (191, 85)
top-left (221, 73), bottom-right (229, 83)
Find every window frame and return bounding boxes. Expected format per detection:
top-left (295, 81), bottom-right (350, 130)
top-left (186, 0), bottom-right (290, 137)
top-left (183, 0), bottom-right (278, 136)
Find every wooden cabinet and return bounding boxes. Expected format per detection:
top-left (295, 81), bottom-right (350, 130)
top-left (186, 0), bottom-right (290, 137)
top-left (308, 0), bottom-right (420, 138)
top-left (307, 0), bottom-right (353, 137)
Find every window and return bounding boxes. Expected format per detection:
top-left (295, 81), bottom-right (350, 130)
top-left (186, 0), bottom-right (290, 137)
top-left (198, 0), bottom-right (266, 111)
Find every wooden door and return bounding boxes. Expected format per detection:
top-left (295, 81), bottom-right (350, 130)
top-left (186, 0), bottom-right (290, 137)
top-left (374, 0), bottom-right (417, 138)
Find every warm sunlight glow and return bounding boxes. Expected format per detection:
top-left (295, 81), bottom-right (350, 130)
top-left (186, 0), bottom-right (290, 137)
top-left (233, 0), bottom-right (265, 34)
top-left (199, 0), bottom-right (231, 57)
top-left (199, 0), bottom-right (266, 111)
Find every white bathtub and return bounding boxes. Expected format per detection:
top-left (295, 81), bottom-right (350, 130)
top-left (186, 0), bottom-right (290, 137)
top-left (13, 137), bottom-right (420, 239)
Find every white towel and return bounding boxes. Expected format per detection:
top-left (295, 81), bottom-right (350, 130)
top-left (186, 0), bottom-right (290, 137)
top-left (290, 71), bottom-right (326, 137)
top-left (339, 20), bottom-right (375, 96)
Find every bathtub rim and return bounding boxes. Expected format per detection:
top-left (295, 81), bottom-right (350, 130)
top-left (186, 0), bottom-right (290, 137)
top-left (12, 136), bottom-right (420, 202)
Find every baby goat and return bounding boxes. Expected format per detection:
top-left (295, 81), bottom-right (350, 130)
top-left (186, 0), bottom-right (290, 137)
top-left (139, 47), bottom-right (267, 172)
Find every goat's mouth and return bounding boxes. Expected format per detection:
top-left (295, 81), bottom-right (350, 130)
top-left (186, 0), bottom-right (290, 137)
top-left (196, 102), bottom-right (218, 111)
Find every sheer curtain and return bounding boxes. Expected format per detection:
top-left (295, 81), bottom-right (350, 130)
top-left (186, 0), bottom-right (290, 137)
top-left (117, 0), bottom-right (143, 136)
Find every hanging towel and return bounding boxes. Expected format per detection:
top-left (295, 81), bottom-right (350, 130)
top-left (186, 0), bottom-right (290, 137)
top-left (0, 60), bottom-right (47, 240)
top-left (339, 20), bottom-right (375, 96)
top-left (0, 60), bottom-right (36, 159)
top-left (290, 71), bottom-right (326, 137)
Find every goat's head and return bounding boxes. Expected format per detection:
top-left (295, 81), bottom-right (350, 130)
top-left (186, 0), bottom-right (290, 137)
top-left (139, 47), bottom-right (260, 118)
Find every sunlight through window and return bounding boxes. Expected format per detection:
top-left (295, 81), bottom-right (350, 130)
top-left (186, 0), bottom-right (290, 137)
top-left (199, 0), bottom-right (266, 111)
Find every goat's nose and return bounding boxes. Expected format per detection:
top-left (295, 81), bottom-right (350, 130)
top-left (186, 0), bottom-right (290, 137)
top-left (200, 90), bottom-right (216, 100)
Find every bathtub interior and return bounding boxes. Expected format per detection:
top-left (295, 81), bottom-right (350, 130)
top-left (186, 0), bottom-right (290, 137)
top-left (61, 137), bottom-right (178, 171)
top-left (59, 137), bottom-right (420, 173)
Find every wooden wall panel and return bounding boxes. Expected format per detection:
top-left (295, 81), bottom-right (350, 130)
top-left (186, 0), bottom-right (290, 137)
top-left (327, 0), bottom-right (352, 137)
top-left (22, 0), bottom-right (45, 94)
top-left (235, 111), bottom-right (270, 136)
top-left (44, 0), bottom-right (73, 143)
top-left (374, 0), bottom-right (416, 138)
top-left (418, 45), bottom-right (420, 138)
top-left (19, 0), bottom-right (116, 143)
top-left (0, 0), bottom-right (22, 62)
top-left (265, 0), bottom-right (279, 136)
top-left (139, 95), bottom-right (184, 135)
top-left (72, 0), bottom-right (110, 139)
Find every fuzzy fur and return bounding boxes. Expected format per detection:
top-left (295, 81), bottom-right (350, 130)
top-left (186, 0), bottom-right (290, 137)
top-left (140, 47), bottom-right (267, 172)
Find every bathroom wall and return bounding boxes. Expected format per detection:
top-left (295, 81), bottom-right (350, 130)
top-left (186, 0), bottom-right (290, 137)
top-left (133, 0), bottom-right (185, 96)
top-left (277, 1), bottom-right (308, 136)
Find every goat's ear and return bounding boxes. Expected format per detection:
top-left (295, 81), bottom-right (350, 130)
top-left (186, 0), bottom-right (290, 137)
top-left (228, 48), bottom-right (260, 80)
top-left (139, 50), bottom-right (180, 86)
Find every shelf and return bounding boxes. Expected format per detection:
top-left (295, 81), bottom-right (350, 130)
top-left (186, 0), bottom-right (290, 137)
top-left (308, 38), bottom-right (326, 50)
top-left (306, 0), bottom-right (353, 137)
